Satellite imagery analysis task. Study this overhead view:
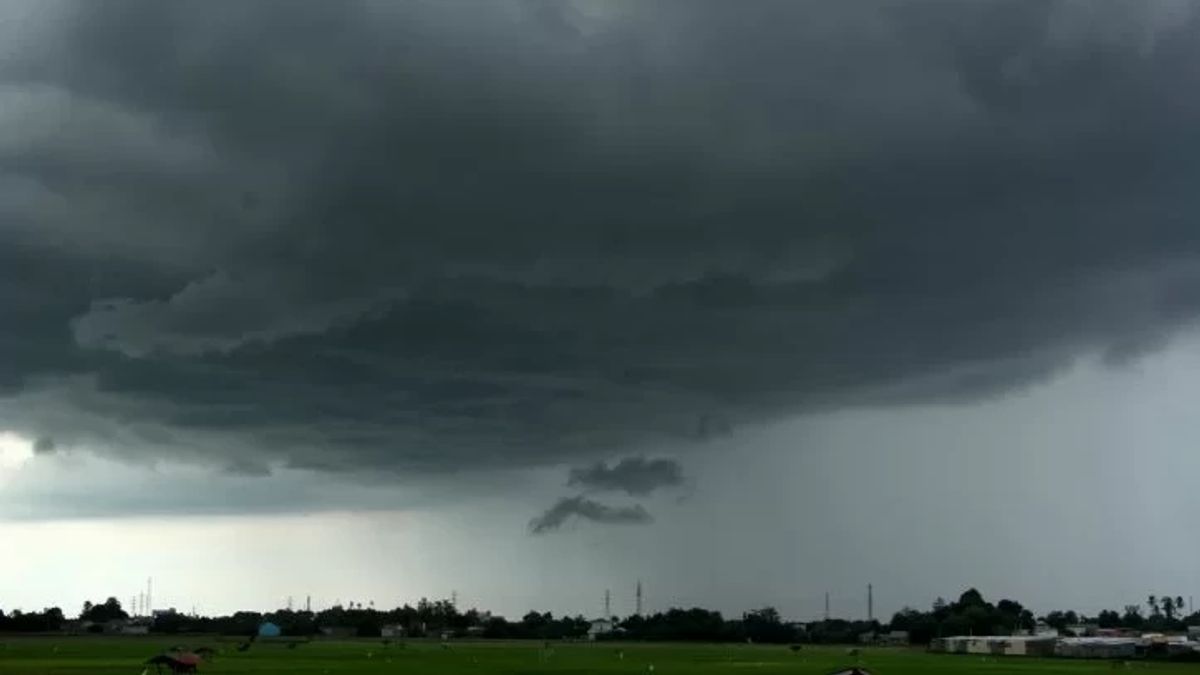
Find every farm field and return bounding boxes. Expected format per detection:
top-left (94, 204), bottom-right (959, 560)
top-left (1, 638), bottom-right (1198, 675)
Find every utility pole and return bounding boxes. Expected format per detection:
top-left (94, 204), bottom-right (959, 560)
top-left (636, 581), bottom-right (643, 617)
top-left (605, 589), bottom-right (611, 619)
top-left (868, 584), bottom-right (873, 622)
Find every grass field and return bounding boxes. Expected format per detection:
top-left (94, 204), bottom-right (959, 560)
top-left (0, 637), bottom-right (1195, 675)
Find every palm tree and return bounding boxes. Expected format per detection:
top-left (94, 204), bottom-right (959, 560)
top-left (1162, 596), bottom-right (1175, 620)
top-left (1148, 595), bottom-right (1159, 617)
top-left (1176, 596), bottom-right (1185, 616)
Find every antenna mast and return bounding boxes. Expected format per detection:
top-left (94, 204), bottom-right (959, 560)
top-left (605, 589), bottom-right (611, 619)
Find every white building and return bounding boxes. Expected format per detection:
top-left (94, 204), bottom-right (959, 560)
top-left (1054, 637), bottom-right (1138, 659)
top-left (588, 619), bottom-right (615, 641)
top-left (931, 635), bottom-right (1056, 656)
top-left (381, 625), bottom-right (406, 638)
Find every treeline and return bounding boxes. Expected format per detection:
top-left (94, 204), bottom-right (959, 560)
top-left (151, 603), bottom-right (813, 643)
top-left (0, 608), bottom-right (65, 632)
top-left (889, 589), bottom-right (1200, 644)
top-left (4, 589), bottom-right (1198, 643)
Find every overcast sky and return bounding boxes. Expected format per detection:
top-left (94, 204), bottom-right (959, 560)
top-left (4, 0), bottom-right (1200, 621)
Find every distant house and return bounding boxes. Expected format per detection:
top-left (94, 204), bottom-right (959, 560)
top-left (381, 624), bottom-right (406, 638)
top-left (588, 619), bottom-right (615, 641)
top-left (319, 625), bottom-right (355, 638)
top-left (860, 630), bottom-right (908, 646)
top-left (258, 622), bottom-right (282, 638)
top-left (121, 621), bottom-right (150, 635)
top-left (1033, 621), bottom-right (1059, 637)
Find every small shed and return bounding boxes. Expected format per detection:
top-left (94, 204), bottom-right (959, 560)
top-left (258, 622), bottom-right (282, 638)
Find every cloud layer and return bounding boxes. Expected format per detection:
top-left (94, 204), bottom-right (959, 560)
top-left (2, 1), bottom-right (1200, 513)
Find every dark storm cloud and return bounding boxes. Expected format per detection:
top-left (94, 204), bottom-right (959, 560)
top-left (1, 1), bottom-right (1200, 503)
top-left (568, 457), bottom-right (684, 497)
top-left (528, 496), bottom-right (652, 535)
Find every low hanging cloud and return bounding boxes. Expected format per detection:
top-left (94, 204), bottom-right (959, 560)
top-left (567, 457), bottom-right (684, 496)
top-left (32, 436), bottom-right (55, 455)
top-left (528, 496), bottom-right (653, 535)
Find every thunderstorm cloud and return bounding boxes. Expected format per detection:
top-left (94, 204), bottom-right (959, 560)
top-left (1, 1), bottom-right (1200, 516)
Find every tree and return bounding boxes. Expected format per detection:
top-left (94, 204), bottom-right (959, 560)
top-left (1121, 605), bottom-right (1144, 629)
top-left (1148, 595), bottom-right (1160, 618)
top-left (1097, 610), bottom-right (1121, 629)
top-left (1176, 597), bottom-right (1185, 615)
top-left (743, 607), bottom-right (792, 643)
top-left (956, 589), bottom-right (986, 610)
top-left (1042, 610), bottom-right (1077, 632)
top-left (81, 597), bottom-right (128, 623)
top-left (1162, 596), bottom-right (1176, 621)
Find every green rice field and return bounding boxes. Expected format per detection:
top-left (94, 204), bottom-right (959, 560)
top-left (0, 637), bottom-right (1195, 675)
